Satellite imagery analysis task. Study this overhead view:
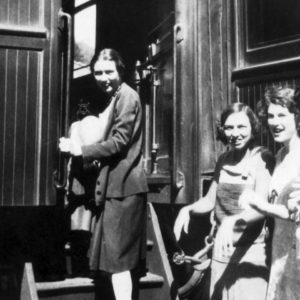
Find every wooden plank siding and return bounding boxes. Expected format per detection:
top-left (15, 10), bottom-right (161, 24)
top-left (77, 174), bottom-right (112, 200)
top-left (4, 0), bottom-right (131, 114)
top-left (230, 0), bottom-right (300, 155)
top-left (0, 0), bottom-right (62, 206)
top-left (174, 0), bottom-right (229, 203)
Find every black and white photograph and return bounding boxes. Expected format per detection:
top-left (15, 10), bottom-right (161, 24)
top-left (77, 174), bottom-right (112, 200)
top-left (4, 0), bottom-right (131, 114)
top-left (1, 0), bottom-right (300, 299)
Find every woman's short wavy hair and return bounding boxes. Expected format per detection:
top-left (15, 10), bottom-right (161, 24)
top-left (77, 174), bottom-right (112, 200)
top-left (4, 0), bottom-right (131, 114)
top-left (217, 102), bottom-right (261, 145)
top-left (257, 86), bottom-right (300, 137)
top-left (90, 48), bottom-right (125, 80)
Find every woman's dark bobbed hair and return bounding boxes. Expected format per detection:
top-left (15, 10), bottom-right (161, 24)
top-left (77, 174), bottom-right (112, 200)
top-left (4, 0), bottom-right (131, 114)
top-left (217, 102), bottom-right (261, 145)
top-left (90, 48), bottom-right (125, 80)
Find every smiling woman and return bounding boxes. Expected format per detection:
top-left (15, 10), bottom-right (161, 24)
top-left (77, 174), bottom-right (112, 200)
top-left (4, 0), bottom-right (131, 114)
top-left (93, 59), bottom-right (122, 96)
top-left (267, 103), bottom-right (297, 144)
top-left (263, 88), bottom-right (298, 146)
top-left (174, 103), bottom-right (274, 300)
top-left (240, 86), bottom-right (300, 300)
top-left (223, 111), bottom-right (252, 150)
top-left (59, 48), bottom-right (148, 300)
top-left (217, 103), bottom-right (261, 147)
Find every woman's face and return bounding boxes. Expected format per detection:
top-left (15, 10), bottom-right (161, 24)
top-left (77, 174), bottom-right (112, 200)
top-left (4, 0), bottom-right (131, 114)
top-left (93, 59), bottom-right (121, 96)
top-left (267, 103), bottom-right (296, 145)
top-left (224, 111), bottom-right (252, 150)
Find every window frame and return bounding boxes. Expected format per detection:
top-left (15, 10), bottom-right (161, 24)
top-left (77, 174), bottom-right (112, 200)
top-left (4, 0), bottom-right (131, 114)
top-left (73, 0), bottom-right (97, 78)
top-left (234, 0), bottom-right (300, 70)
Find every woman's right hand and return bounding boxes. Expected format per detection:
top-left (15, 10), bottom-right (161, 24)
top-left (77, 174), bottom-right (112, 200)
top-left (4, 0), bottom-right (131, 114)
top-left (214, 215), bottom-right (237, 258)
top-left (59, 137), bottom-right (82, 156)
top-left (59, 137), bottom-right (72, 153)
top-left (173, 205), bottom-right (192, 241)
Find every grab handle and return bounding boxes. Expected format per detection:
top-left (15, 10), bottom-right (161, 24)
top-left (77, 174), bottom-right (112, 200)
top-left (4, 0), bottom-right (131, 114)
top-left (172, 23), bottom-right (184, 191)
top-left (54, 9), bottom-right (72, 190)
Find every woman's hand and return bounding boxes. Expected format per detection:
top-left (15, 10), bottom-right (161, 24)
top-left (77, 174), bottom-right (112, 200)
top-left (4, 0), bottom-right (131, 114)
top-left (239, 189), bottom-right (262, 210)
top-left (59, 137), bottom-right (71, 153)
top-left (287, 178), bottom-right (300, 221)
top-left (59, 137), bottom-right (82, 156)
top-left (214, 216), bottom-right (237, 258)
top-left (173, 205), bottom-right (192, 241)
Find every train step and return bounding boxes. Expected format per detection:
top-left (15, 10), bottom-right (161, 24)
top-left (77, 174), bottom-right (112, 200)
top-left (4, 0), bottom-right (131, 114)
top-left (21, 262), bottom-right (164, 300)
top-left (21, 203), bottom-right (177, 300)
top-left (36, 273), bottom-right (164, 292)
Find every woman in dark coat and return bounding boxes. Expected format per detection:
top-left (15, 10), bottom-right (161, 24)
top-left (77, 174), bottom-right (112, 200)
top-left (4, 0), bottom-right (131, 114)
top-left (59, 48), bottom-right (148, 300)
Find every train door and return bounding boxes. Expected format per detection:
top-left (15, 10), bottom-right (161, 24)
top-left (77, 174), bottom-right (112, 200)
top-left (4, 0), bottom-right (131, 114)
top-left (0, 0), bottom-right (63, 206)
top-left (0, 0), bottom-right (72, 296)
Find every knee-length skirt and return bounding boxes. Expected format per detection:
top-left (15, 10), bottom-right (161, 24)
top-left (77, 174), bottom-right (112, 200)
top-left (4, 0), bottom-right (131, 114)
top-left (89, 193), bottom-right (147, 273)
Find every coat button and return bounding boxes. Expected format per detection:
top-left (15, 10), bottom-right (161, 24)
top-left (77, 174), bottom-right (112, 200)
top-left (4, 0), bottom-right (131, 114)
top-left (97, 181), bottom-right (100, 185)
top-left (96, 191), bottom-right (101, 195)
top-left (93, 160), bottom-right (100, 167)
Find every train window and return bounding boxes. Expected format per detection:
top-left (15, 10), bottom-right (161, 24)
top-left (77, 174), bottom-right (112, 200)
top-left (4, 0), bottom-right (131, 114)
top-left (235, 0), bottom-right (300, 67)
top-left (246, 0), bottom-right (300, 48)
top-left (73, 1), bottom-right (96, 78)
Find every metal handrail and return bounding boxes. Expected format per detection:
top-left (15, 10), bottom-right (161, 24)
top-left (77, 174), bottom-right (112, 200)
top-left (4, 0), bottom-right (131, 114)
top-left (172, 23), bottom-right (184, 191)
top-left (54, 9), bottom-right (72, 190)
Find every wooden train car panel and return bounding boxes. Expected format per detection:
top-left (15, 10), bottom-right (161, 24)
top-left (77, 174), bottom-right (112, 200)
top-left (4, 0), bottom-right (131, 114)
top-left (0, 0), bottom-right (62, 206)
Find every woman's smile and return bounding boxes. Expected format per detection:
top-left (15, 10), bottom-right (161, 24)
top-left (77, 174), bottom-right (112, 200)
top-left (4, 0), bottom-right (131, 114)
top-left (93, 59), bottom-right (122, 96)
top-left (224, 111), bottom-right (252, 150)
top-left (267, 103), bottom-right (297, 145)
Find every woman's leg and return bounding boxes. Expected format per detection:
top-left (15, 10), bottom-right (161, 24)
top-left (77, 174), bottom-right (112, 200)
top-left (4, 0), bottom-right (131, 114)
top-left (112, 270), bottom-right (133, 300)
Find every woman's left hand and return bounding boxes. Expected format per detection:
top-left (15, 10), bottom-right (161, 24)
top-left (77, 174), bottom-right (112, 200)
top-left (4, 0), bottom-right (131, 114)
top-left (214, 216), bottom-right (237, 258)
top-left (239, 189), bottom-right (262, 210)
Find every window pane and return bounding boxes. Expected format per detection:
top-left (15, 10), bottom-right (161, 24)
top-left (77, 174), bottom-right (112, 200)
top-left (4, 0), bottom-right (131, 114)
top-left (246, 0), bottom-right (300, 48)
top-left (73, 4), bottom-right (96, 78)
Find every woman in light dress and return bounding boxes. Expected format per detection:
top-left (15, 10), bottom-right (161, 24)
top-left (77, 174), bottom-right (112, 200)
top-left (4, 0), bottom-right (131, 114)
top-left (240, 86), bottom-right (300, 300)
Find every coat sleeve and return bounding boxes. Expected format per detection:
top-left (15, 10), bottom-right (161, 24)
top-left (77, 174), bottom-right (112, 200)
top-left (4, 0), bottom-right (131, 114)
top-left (81, 90), bottom-right (139, 162)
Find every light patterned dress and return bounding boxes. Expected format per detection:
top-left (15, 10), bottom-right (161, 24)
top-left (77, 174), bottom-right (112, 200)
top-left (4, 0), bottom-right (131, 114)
top-left (266, 137), bottom-right (300, 300)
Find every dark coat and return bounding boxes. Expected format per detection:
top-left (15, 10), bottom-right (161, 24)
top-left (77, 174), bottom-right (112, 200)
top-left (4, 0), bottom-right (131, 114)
top-left (81, 82), bottom-right (148, 202)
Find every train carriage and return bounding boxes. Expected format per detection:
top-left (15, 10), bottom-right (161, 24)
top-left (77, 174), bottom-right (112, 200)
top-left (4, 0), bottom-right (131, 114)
top-left (0, 0), bottom-right (299, 299)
